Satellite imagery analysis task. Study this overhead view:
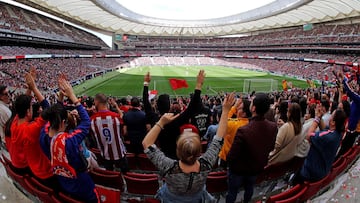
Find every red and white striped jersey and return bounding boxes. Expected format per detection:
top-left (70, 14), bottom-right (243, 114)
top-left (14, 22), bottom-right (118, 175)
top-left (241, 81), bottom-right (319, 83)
top-left (90, 110), bottom-right (126, 160)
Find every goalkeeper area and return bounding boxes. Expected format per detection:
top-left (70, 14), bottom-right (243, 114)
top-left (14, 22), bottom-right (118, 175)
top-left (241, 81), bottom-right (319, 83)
top-left (73, 66), bottom-right (308, 97)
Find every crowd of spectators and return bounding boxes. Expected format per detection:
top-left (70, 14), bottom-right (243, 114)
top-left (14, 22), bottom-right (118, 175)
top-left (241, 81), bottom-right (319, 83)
top-left (0, 3), bottom-right (107, 48)
top-left (1, 66), bottom-right (359, 202)
top-left (0, 58), bottom-right (129, 90)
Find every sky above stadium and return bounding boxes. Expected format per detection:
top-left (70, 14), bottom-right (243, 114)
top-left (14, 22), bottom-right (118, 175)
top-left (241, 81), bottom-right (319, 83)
top-left (117, 0), bottom-right (275, 20)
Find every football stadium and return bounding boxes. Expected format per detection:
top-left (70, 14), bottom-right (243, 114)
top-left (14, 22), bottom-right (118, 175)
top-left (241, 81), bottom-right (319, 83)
top-left (0, 0), bottom-right (360, 202)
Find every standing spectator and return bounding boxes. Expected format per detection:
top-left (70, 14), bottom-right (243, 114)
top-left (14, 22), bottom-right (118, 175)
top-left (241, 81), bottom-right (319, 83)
top-left (336, 71), bottom-right (360, 156)
top-left (90, 93), bottom-right (127, 172)
top-left (142, 92), bottom-right (235, 203)
top-left (291, 108), bottom-right (346, 184)
top-left (191, 102), bottom-right (212, 138)
top-left (268, 103), bottom-right (303, 165)
top-left (226, 93), bottom-right (278, 203)
top-left (123, 97), bottom-right (147, 154)
top-left (320, 99), bottom-right (331, 128)
top-left (144, 70), bottom-right (204, 159)
top-left (40, 77), bottom-right (99, 203)
top-left (0, 85), bottom-right (12, 146)
top-left (218, 98), bottom-right (251, 167)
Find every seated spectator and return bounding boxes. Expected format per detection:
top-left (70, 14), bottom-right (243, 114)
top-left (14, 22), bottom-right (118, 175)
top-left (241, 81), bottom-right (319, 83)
top-left (291, 108), bottom-right (346, 185)
top-left (40, 77), bottom-right (99, 202)
top-left (268, 103), bottom-right (303, 165)
top-left (142, 92), bottom-right (235, 203)
top-left (0, 85), bottom-right (12, 146)
top-left (9, 71), bottom-right (58, 189)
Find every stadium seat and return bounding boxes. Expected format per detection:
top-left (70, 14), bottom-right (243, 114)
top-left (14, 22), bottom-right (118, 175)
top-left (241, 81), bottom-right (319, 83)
top-left (95, 184), bottom-right (121, 203)
top-left (123, 174), bottom-right (159, 196)
top-left (126, 153), bottom-right (138, 170)
top-left (58, 192), bottom-right (85, 203)
top-left (274, 185), bottom-right (308, 203)
top-left (4, 164), bottom-right (28, 190)
top-left (301, 174), bottom-right (330, 201)
top-left (328, 157), bottom-right (347, 182)
top-left (206, 171), bottom-right (228, 202)
top-left (1, 154), bottom-right (11, 166)
top-left (344, 146), bottom-right (359, 166)
top-left (90, 170), bottom-right (124, 191)
top-left (137, 154), bottom-right (157, 171)
top-left (266, 184), bottom-right (306, 203)
top-left (201, 140), bottom-right (208, 153)
top-left (90, 148), bottom-right (105, 166)
top-left (24, 178), bottom-right (54, 203)
top-left (125, 172), bottom-right (158, 179)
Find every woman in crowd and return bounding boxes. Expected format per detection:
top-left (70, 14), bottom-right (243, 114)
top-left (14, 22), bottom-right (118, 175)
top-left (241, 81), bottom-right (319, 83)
top-left (39, 76), bottom-right (99, 203)
top-left (142, 92), bottom-right (235, 203)
top-left (268, 102), bottom-right (303, 165)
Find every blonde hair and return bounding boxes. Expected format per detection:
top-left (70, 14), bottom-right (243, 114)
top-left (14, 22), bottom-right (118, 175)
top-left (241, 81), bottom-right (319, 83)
top-left (176, 132), bottom-right (201, 165)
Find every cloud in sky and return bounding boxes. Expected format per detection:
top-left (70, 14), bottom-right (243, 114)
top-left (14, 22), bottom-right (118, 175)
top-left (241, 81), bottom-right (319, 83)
top-left (117, 0), bottom-right (275, 20)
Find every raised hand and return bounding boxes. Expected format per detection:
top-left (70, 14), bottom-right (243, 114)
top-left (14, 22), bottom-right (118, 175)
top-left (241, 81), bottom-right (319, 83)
top-left (25, 72), bottom-right (36, 90)
top-left (196, 70), bottom-right (205, 89)
top-left (144, 72), bottom-right (151, 83)
top-left (58, 77), bottom-right (77, 103)
top-left (158, 113), bottom-right (180, 127)
top-left (222, 92), bottom-right (236, 112)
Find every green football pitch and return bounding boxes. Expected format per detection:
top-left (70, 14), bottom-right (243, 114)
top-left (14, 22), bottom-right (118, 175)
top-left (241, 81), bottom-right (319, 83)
top-left (73, 66), bottom-right (308, 97)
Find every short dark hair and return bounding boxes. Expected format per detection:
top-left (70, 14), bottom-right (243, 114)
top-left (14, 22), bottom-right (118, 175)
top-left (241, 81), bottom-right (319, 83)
top-left (0, 85), bottom-right (7, 95)
top-left (253, 93), bottom-right (270, 116)
top-left (157, 94), bottom-right (170, 115)
top-left (320, 99), bottom-right (330, 111)
top-left (242, 99), bottom-right (252, 118)
top-left (14, 94), bottom-right (32, 118)
top-left (131, 97), bottom-right (140, 107)
top-left (333, 109), bottom-right (346, 133)
top-left (95, 93), bottom-right (107, 104)
top-left (42, 103), bottom-right (67, 131)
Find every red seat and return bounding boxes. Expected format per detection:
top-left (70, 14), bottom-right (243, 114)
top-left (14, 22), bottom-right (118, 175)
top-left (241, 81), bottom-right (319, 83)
top-left (90, 170), bottom-right (124, 191)
top-left (93, 168), bottom-right (121, 176)
top-left (123, 174), bottom-right (159, 195)
top-left (206, 173), bottom-right (228, 194)
top-left (58, 192), bottom-right (85, 203)
top-left (126, 153), bottom-right (138, 170)
top-left (95, 184), bottom-right (121, 203)
top-left (137, 154), bottom-right (157, 171)
top-left (90, 148), bottom-right (105, 166)
top-left (201, 140), bottom-right (208, 153)
top-left (24, 178), bottom-right (54, 203)
top-left (2, 154), bottom-right (11, 165)
top-left (301, 175), bottom-right (330, 201)
top-left (328, 157), bottom-right (347, 183)
top-left (344, 146), bottom-right (359, 165)
top-left (266, 184), bottom-right (304, 203)
top-left (5, 164), bottom-right (28, 190)
top-left (125, 172), bottom-right (158, 179)
top-left (274, 185), bottom-right (308, 203)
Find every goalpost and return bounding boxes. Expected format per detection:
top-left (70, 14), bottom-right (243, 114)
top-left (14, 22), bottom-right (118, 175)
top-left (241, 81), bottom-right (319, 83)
top-left (243, 79), bottom-right (278, 93)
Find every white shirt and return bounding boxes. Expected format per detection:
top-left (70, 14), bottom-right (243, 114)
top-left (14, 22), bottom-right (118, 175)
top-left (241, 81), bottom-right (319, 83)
top-left (0, 100), bottom-right (11, 143)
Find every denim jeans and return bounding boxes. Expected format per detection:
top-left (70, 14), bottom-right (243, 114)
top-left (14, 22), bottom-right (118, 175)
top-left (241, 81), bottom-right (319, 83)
top-left (226, 171), bottom-right (256, 203)
top-left (156, 183), bottom-right (215, 203)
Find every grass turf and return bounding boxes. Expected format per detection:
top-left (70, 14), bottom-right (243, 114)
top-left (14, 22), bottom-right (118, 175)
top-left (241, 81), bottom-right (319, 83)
top-left (73, 66), bottom-right (309, 97)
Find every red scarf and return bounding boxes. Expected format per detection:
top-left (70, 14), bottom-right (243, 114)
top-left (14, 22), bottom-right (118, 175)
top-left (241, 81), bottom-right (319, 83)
top-left (51, 132), bottom-right (77, 179)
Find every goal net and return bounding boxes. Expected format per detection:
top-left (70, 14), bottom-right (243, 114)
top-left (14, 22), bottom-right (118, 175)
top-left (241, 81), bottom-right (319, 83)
top-left (243, 79), bottom-right (278, 93)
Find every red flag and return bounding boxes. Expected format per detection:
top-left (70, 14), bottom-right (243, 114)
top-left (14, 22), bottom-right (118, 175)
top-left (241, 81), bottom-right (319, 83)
top-left (282, 80), bottom-right (288, 91)
top-left (168, 78), bottom-right (188, 90)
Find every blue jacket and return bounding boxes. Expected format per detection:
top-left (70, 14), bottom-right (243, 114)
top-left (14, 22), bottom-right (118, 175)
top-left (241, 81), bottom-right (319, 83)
top-left (343, 77), bottom-right (360, 131)
top-left (40, 104), bottom-right (98, 203)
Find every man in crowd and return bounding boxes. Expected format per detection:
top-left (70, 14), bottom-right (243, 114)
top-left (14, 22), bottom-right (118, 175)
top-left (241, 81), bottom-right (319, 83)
top-left (90, 93), bottom-right (128, 172)
top-left (0, 85), bottom-right (12, 147)
top-left (226, 93), bottom-right (278, 203)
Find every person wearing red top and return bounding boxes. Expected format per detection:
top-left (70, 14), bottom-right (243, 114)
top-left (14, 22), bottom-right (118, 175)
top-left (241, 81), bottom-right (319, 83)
top-left (9, 71), bottom-right (58, 188)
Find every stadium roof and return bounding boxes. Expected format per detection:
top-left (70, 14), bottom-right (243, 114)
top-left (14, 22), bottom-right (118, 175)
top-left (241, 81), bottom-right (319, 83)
top-left (14, 0), bottom-right (360, 37)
